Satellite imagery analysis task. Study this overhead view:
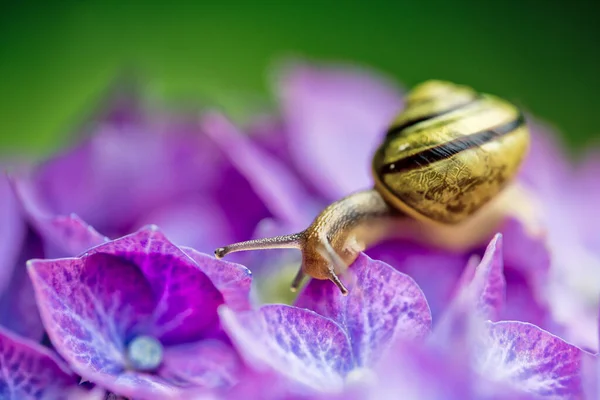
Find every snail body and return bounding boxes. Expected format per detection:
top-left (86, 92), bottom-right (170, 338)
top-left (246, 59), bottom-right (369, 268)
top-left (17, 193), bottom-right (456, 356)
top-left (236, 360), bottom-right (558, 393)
top-left (214, 80), bottom-right (530, 295)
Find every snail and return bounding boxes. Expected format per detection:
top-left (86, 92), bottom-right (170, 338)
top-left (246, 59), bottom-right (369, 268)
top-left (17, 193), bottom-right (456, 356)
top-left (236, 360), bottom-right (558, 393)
top-left (214, 80), bottom-right (530, 295)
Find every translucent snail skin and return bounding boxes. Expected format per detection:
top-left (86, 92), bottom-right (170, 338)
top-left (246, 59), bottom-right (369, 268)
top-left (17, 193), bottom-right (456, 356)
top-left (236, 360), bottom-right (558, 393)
top-left (214, 80), bottom-right (530, 295)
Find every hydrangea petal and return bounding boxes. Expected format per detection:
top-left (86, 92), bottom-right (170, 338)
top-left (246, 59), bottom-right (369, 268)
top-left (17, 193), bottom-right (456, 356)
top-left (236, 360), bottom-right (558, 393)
top-left (0, 173), bottom-right (44, 340)
top-left (9, 174), bottom-right (108, 256)
top-left (202, 112), bottom-right (317, 228)
top-left (25, 107), bottom-right (220, 239)
top-left (366, 239), bottom-right (469, 321)
top-left (210, 163), bottom-right (273, 265)
top-left (475, 321), bottom-right (591, 398)
top-left (277, 62), bottom-right (404, 200)
top-left (248, 116), bottom-right (325, 200)
top-left (499, 218), bottom-right (553, 331)
top-left (85, 226), bottom-right (224, 344)
top-left (138, 196), bottom-right (235, 255)
top-left (0, 326), bottom-right (84, 399)
top-left (220, 305), bottom-right (354, 392)
top-left (471, 234), bottom-right (505, 320)
top-left (208, 369), bottom-right (296, 400)
top-left (571, 150), bottom-right (600, 252)
top-left (295, 252), bottom-right (431, 366)
top-left (27, 252), bottom-right (156, 376)
top-left (0, 173), bottom-right (26, 295)
top-left (181, 247), bottom-right (252, 311)
top-left (581, 349), bottom-right (599, 400)
top-left (518, 120), bottom-right (571, 196)
top-left (432, 235), bottom-right (505, 354)
top-left (41, 214), bottom-right (109, 256)
top-left (451, 234), bottom-right (506, 321)
top-left (0, 232), bottom-right (44, 340)
top-left (161, 339), bottom-right (240, 389)
top-left (80, 369), bottom-right (183, 400)
top-left (515, 122), bottom-right (600, 348)
top-left (371, 339), bottom-right (473, 400)
top-left (500, 218), bottom-right (550, 287)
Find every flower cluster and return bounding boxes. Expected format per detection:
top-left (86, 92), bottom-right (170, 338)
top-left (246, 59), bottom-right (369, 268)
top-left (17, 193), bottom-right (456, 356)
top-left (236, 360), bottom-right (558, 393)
top-left (1, 60), bottom-right (599, 399)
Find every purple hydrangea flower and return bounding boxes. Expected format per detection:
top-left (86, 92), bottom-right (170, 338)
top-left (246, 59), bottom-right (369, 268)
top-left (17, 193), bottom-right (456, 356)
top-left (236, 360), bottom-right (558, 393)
top-left (0, 173), bottom-right (40, 340)
top-left (0, 324), bottom-right (88, 399)
top-left (412, 234), bottom-right (593, 399)
top-left (219, 251), bottom-right (431, 395)
top-left (0, 170), bottom-right (111, 342)
top-left (219, 234), bottom-right (594, 399)
top-left (26, 225), bottom-right (251, 399)
top-left (372, 321), bottom-right (593, 400)
top-left (9, 87), bottom-right (277, 260)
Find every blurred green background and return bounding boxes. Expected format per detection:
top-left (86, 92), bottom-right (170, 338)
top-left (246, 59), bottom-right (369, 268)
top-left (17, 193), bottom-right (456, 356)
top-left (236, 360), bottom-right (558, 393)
top-left (1, 0), bottom-right (599, 158)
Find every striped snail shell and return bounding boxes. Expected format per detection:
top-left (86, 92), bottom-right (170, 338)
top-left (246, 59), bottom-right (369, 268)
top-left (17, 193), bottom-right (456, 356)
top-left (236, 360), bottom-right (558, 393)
top-left (374, 80), bottom-right (529, 224)
top-left (215, 80), bottom-right (530, 295)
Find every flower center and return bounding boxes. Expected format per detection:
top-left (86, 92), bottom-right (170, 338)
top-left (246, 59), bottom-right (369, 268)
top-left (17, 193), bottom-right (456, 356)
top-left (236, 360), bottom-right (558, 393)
top-left (126, 335), bottom-right (164, 371)
top-left (345, 367), bottom-right (378, 387)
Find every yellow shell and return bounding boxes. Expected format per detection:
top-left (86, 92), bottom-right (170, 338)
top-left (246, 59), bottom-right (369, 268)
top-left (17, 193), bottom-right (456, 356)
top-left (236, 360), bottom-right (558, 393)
top-left (372, 80), bottom-right (530, 224)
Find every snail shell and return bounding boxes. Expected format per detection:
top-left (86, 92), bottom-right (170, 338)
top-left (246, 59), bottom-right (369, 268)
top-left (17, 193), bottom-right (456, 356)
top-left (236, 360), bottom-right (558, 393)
top-left (373, 80), bottom-right (529, 224)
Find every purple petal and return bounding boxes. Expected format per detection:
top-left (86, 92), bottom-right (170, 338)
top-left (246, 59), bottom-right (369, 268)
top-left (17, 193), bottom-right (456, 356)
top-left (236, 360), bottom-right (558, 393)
top-left (371, 339), bottom-right (473, 400)
top-left (475, 321), bottom-right (591, 398)
top-left (80, 369), bottom-right (183, 399)
top-left (181, 246), bottom-right (252, 312)
top-left (433, 235), bottom-right (505, 349)
top-left (21, 98), bottom-right (222, 240)
top-left (0, 173), bottom-right (42, 340)
top-left (42, 214), bottom-right (109, 256)
top-left (447, 234), bottom-right (505, 322)
top-left (9, 173), bottom-right (108, 257)
top-left (295, 253), bottom-right (431, 367)
top-left (469, 234), bottom-right (506, 320)
top-left (161, 339), bottom-right (241, 389)
top-left (517, 119), bottom-right (571, 197)
top-left (514, 121), bottom-right (600, 349)
top-left (366, 239), bottom-right (469, 321)
top-left (220, 305), bottom-right (354, 392)
top-left (581, 351), bottom-right (599, 400)
top-left (210, 162), bottom-right (275, 264)
top-left (136, 195), bottom-right (236, 255)
top-left (0, 173), bottom-right (26, 295)
top-left (498, 218), bottom-right (556, 331)
top-left (84, 226), bottom-right (224, 344)
top-left (247, 116), bottom-right (326, 200)
top-left (0, 326), bottom-right (83, 399)
top-left (25, 227), bottom-right (225, 397)
top-left (453, 254), bottom-right (480, 294)
top-left (277, 62), bottom-right (404, 200)
top-left (202, 112), bottom-right (317, 229)
top-left (500, 218), bottom-right (550, 287)
top-left (209, 368), bottom-right (308, 400)
top-left (0, 232), bottom-right (44, 340)
top-left (27, 252), bottom-right (156, 375)
top-left (503, 267), bottom-right (556, 330)
top-left (571, 151), bottom-right (600, 252)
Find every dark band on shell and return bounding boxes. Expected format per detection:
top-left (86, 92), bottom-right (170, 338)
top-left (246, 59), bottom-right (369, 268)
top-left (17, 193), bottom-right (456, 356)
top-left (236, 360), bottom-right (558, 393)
top-left (385, 95), bottom-right (482, 139)
top-left (380, 112), bottom-right (525, 175)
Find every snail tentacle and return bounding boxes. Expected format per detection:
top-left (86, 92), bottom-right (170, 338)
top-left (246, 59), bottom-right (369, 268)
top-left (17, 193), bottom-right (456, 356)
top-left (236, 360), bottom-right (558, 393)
top-left (214, 233), bottom-right (303, 259)
top-left (317, 239), bottom-right (350, 295)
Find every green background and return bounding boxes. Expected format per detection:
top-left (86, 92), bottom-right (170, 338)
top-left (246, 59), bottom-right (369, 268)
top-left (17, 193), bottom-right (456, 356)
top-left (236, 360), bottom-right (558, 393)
top-left (1, 0), bottom-right (599, 158)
